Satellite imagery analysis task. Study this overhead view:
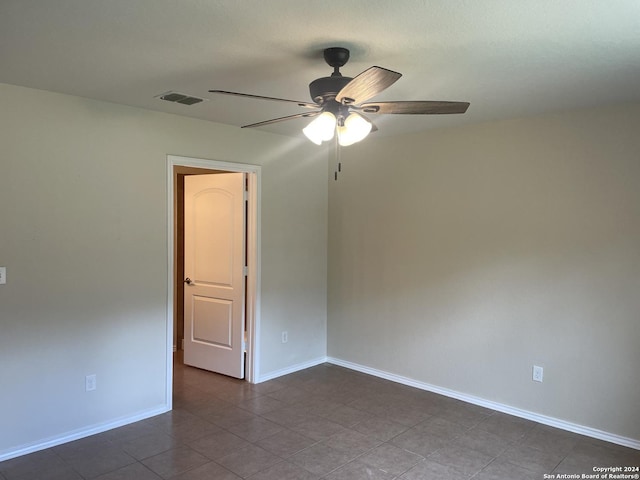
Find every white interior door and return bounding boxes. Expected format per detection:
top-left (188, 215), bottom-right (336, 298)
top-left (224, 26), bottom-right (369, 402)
top-left (184, 173), bottom-right (245, 378)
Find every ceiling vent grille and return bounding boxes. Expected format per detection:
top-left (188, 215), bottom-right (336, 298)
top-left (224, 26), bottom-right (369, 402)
top-left (155, 91), bottom-right (206, 105)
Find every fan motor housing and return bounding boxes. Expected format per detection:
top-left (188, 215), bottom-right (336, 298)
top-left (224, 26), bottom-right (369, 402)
top-left (309, 76), bottom-right (352, 104)
top-left (324, 47), bottom-right (350, 68)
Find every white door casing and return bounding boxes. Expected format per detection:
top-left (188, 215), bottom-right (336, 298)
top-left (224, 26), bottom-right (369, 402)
top-left (183, 173), bottom-right (245, 378)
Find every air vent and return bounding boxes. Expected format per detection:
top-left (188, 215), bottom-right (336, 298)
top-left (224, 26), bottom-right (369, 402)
top-left (155, 91), bottom-right (207, 106)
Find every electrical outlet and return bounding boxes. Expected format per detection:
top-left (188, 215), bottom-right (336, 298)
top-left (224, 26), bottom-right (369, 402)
top-left (0, 267), bottom-right (6, 285)
top-left (281, 331), bottom-right (288, 343)
top-left (86, 374), bottom-right (97, 391)
top-left (532, 365), bottom-right (544, 383)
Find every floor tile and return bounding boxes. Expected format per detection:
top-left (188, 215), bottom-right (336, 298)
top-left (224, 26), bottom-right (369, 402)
top-left (55, 443), bottom-right (137, 479)
top-left (427, 444), bottom-right (494, 477)
top-left (552, 452), bottom-right (597, 476)
top-left (434, 401), bottom-right (494, 428)
top-left (413, 415), bottom-right (469, 440)
top-left (289, 443), bottom-right (354, 476)
top-left (0, 449), bottom-right (83, 480)
top-left (104, 422), bottom-right (162, 444)
top-left (321, 429), bottom-right (382, 457)
top-left (498, 442), bottom-right (566, 474)
top-left (143, 409), bottom-right (199, 431)
top-left (259, 405), bottom-right (320, 428)
top-left (553, 440), bottom-right (640, 476)
top-left (120, 432), bottom-right (180, 460)
top-left (264, 386), bottom-right (314, 404)
top-left (214, 384), bottom-right (262, 403)
top-left (245, 461), bottom-right (319, 480)
top-left (187, 430), bottom-right (251, 460)
top-left (569, 437), bottom-right (640, 465)
top-left (390, 425), bottom-right (451, 457)
top-left (182, 398), bottom-right (232, 418)
top-left (519, 424), bottom-right (581, 456)
top-left (290, 417), bottom-right (348, 441)
top-left (51, 434), bottom-right (113, 460)
top-left (172, 385), bottom-right (214, 410)
top-left (323, 459), bottom-right (396, 480)
top-left (398, 459), bottom-right (471, 480)
top-left (381, 404), bottom-right (432, 427)
top-left (476, 412), bottom-right (536, 442)
top-left (347, 396), bottom-right (391, 416)
top-left (249, 379), bottom-right (288, 395)
top-left (254, 429), bottom-right (317, 457)
top-left (473, 458), bottom-right (540, 480)
top-left (162, 416), bottom-right (222, 443)
top-left (319, 387), bottom-right (363, 406)
top-left (357, 443), bottom-right (424, 476)
top-left (298, 397), bottom-right (345, 418)
top-left (216, 444), bottom-right (282, 478)
top-left (226, 417), bottom-right (284, 443)
top-left (352, 415), bottom-right (409, 441)
top-left (320, 404), bottom-right (373, 427)
top-left (93, 462), bottom-right (163, 480)
top-left (236, 395), bottom-right (289, 415)
top-left (168, 461), bottom-right (242, 480)
top-left (141, 446), bottom-right (209, 479)
top-left (453, 425), bottom-right (511, 457)
top-left (203, 406), bottom-right (259, 429)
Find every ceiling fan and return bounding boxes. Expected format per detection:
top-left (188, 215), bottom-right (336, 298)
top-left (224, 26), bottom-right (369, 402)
top-left (209, 47), bottom-right (470, 146)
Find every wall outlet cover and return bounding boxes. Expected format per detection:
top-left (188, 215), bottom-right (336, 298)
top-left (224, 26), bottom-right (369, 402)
top-left (86, 374), bottom-right (97, 391)
top-left (533, 365), bottom-right (544, 382)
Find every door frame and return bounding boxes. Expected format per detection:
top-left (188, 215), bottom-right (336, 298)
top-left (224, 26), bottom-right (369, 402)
top-left (166, 155), bottom-right (261, 404)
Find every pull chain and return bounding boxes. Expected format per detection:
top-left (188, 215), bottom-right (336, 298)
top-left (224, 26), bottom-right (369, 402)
top-left (334, 135), bottom-right (342, 181)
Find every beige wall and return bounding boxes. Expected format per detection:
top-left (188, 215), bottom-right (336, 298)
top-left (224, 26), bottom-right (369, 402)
top-left (328, 105), bottom-right (640, 441)
top-left (0, 83), bottom-right (328, 456)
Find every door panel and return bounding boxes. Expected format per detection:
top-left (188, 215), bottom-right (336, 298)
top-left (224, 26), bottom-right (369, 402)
top-left (193, 189), bottom-right (235, 285)
top-left (184, 173), bottom-right (245, 378)
top-left (192, 296), bottom-right (233, 348)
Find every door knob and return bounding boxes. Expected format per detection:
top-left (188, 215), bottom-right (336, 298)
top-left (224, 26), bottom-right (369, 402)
top-left (184, 277), bottom-right (192, 285)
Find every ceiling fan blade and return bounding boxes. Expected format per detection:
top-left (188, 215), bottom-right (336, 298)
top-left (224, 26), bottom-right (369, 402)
top-left (242, 111), bottom-right (321, 128)
top-left (336, 66), bottom-right (402, 105)
top-left (358, 101), bottom-right (470, 115)
top-left (209, 90), bottom-right (318, 109)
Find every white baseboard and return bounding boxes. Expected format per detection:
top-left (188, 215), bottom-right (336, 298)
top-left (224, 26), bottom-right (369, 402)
top-left (256, 356), bottom-right (328, 383)
top-left (327, 356), bottom-right (640, 451)
top-left (0, 404), bottom-right (170, 462)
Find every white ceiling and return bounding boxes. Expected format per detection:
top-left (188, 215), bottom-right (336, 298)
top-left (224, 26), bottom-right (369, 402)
top-left (1, 0), bottom-right (639, 139)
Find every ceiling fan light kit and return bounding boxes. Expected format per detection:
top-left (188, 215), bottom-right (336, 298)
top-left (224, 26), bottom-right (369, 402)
top-left (337, 112), bottom-right (373, 146)
top-left (209, 47), bottom-right (470, 147)
top-left (303, 110), bottom-right (373, 146)
top-left (303, 111), bottom-right (337, 145)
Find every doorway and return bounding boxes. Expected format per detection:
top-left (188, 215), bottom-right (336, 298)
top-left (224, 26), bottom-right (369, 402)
top-left (166, 156), bottom-right (260, 405)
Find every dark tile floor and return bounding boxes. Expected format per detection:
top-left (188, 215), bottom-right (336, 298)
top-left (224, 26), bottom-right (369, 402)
top-left (1, 354), bottom-right (638, 479)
